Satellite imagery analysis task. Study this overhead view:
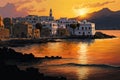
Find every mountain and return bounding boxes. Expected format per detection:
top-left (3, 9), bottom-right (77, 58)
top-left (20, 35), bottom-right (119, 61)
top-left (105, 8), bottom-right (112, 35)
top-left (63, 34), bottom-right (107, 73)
top-left (75, 8), bottom-right (120, 30)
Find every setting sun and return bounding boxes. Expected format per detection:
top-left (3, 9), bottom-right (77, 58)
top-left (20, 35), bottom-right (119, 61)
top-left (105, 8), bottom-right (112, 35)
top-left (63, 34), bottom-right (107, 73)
top-left (78, 8), bottom-right (88, 16)
top-left (79, 8), bottom-right (87, 15)
top-left (74, 8), bottom-right (89, 17)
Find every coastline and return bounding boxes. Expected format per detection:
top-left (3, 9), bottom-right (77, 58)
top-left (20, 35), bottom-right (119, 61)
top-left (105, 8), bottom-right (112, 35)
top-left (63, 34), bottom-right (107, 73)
top-left (0, 31), bottom-right (119, 80)
top-left (0, 31), bottom-right (116, 47)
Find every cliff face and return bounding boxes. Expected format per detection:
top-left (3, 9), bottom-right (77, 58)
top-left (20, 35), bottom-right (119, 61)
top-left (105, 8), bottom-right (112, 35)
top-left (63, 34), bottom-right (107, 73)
top-left (75, 8), bottom-right (120, 30)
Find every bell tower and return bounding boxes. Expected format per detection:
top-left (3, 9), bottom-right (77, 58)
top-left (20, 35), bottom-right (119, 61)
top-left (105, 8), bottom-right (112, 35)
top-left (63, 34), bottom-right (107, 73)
top-left (49, 8), bottom-right (52, 17)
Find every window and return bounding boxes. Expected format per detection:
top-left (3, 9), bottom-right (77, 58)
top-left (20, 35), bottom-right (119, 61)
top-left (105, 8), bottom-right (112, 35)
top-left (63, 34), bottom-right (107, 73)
top-left (88, 32), bottom-right (90, 34)
top-left (82, 27), bottom-right (84, 30)
top-left (83, 32), bottom-right (85, 35)
top-left (89, 27), bottom-right (91, 30)
top-left (33, 18), bottom-right (36, 20)
top-left (78, 27), bottom-right (79, 30)
top-left (53, 24), bottom-right (55, 26)
top-left (79, 32), bottom-right (81, 34)
top-left (29, 27), bottom-right (32, 29)
top-left (43, 24), bottom-right (46, 26)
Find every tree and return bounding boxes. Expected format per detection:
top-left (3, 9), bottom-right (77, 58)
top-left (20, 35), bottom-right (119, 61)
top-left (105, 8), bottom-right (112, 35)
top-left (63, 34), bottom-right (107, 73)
top-left (57, 28), bottom-right (69, 36)
top-left (77, 23), bottom-right (80, 27)
top-left (3, 18), bottom-right (14, 37)
top-left (3, 18), bottom-right (13, 28)
top-left (35, 23), bottom-right (42, 36)
top-left (70, 24), bottom-right (77, 35)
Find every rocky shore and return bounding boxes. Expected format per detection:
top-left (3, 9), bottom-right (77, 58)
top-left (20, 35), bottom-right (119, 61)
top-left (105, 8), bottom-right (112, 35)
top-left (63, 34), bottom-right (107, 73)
top-left (0, 47), bottom-right (66, 80)
top-left (0, 62), bottom-right (66, 80)
top-left (0, 47), bottom-right (62, 63)
top-left (52, 32), bottom-right (116, 39)
top-left (94, 32), bottom-right (116, 39)
top-left (0, 38), bottom-right (61, 47)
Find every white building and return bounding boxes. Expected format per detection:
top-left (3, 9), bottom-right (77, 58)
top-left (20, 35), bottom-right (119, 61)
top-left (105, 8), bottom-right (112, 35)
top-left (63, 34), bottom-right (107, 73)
top-left (12, 17), bottom-right (25, 23)
top-left (56, 17), bottom-right (78, 30)
top-left (42, 21), bottom-right (58, 36)
top-left (12, 10), bottom-right (95, 37)
top-left (74, 20), bottom-right (95, 36)
top-left (57, 17), bottom-right (78, 27)
top-left (24, 15), bottom-right (38, 28)
top-left (12, 9), bottom-right (54, 28)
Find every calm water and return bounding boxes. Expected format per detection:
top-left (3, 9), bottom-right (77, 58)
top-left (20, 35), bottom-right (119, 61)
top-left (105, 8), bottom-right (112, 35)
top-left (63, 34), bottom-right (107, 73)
top-left (13, 30), bottom-right (120, 80)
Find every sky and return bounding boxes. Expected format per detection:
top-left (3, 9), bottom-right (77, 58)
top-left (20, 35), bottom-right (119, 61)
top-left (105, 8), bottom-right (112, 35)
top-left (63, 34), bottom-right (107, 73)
top-left (0, 0), bottom-right (120, 19)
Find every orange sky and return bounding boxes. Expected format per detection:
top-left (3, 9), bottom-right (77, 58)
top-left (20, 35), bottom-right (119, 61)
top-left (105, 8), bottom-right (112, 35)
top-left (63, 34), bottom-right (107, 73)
top-left (0, 0), bottom-right (120, 19)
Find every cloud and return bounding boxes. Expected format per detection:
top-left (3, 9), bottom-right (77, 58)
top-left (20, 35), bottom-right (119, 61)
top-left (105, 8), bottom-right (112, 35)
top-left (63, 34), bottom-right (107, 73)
top-left (0, 3), bottom-right (28, 18)
top-left (89, 1), bottom-right (115, 8)
top-left (38, 8), bottom-right (46, 12)
top-left (0, 0), bottom-right (47, 17)
top-left (0, 0), bottom-right (46, 6)
top-left (16, 0), bottom-right (46, 12)
top-left (74, 0), bottom-right (115, 10)
top-left (27, 8), bottom-right (46, 12)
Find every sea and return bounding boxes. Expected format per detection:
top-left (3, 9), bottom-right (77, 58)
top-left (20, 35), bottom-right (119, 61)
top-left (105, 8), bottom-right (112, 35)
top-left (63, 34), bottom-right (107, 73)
top-left (12, 30), bottom-right (120, 80)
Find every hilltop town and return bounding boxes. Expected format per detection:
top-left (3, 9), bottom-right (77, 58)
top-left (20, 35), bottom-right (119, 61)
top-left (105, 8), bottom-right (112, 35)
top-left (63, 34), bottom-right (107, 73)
top-left (0, 9), bottom-right (96, 40)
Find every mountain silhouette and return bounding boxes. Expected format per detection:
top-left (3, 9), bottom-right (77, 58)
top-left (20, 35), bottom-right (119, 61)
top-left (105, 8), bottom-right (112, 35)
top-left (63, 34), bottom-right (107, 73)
top-left (75, 8), bottom-right (120, 30)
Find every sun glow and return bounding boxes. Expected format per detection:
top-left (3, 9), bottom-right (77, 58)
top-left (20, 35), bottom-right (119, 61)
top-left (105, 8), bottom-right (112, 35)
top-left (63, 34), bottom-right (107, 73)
top-left (75, 8), bottom-right (89, 17)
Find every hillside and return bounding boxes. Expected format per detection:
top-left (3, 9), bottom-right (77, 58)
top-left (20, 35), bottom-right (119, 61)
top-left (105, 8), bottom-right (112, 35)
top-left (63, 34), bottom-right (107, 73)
top-left (75, 8), bottom-right (120, 30)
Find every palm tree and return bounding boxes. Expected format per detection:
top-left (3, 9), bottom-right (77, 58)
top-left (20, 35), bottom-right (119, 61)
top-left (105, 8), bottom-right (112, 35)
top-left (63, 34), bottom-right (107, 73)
top-left (70, 24), bottom-right (77, 35)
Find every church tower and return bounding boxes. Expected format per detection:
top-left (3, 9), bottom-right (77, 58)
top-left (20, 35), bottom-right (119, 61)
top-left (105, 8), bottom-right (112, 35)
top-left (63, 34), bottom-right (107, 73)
top-left (49, 8), bottom-right (52, 17)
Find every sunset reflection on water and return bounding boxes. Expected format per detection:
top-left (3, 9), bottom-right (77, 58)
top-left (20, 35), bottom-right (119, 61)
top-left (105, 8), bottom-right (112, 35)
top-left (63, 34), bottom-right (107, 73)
top-left (78, 43), bottom-right (88, 64)
top-left (77, 43), bottom-right (89, 80)
top-left (14, 30), bottom-right (120, 80)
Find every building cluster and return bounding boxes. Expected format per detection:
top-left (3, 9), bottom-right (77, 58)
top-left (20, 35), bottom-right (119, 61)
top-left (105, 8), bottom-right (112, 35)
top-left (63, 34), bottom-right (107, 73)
top-left (0, 16), bottom-right (9, 40)
top-left (0, 9), bottom-right (95, 40)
